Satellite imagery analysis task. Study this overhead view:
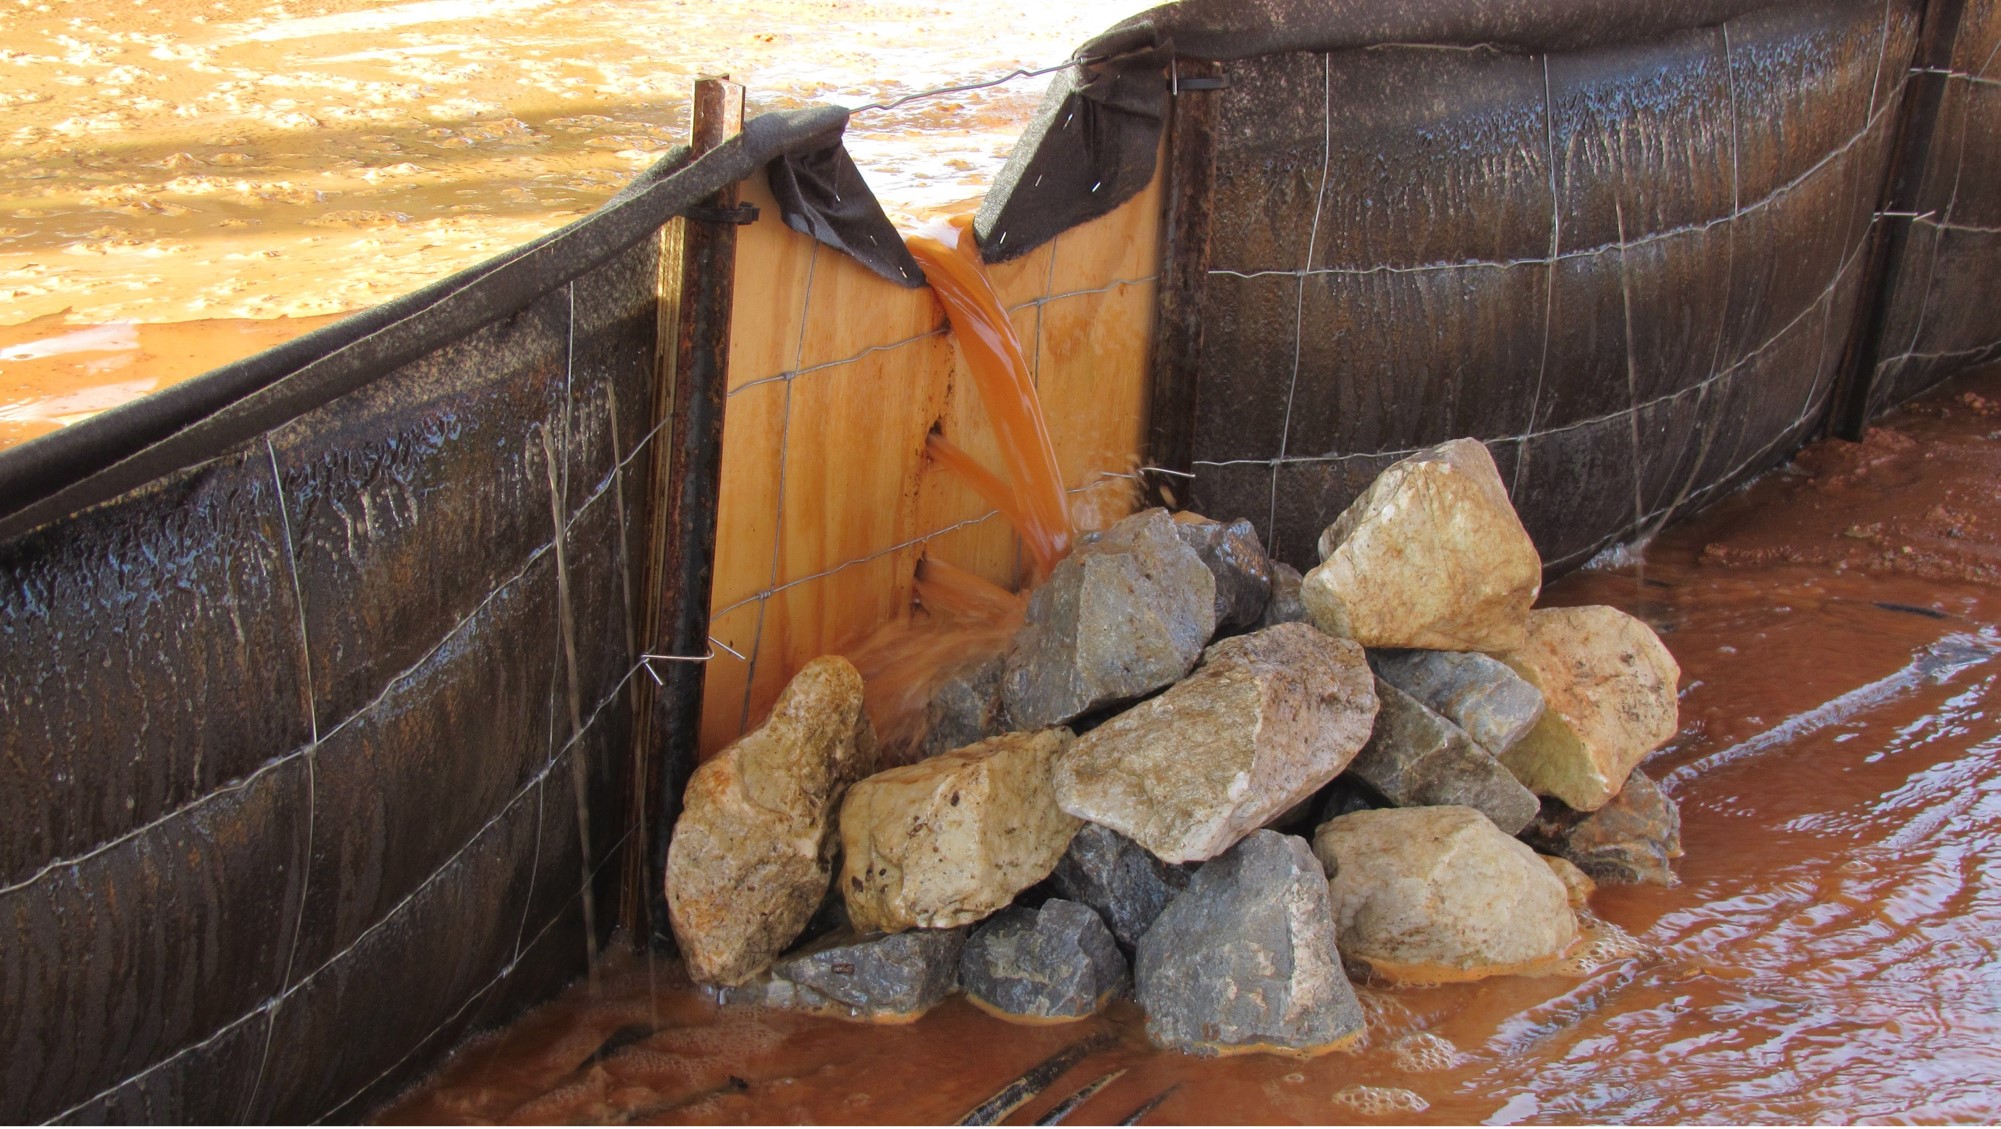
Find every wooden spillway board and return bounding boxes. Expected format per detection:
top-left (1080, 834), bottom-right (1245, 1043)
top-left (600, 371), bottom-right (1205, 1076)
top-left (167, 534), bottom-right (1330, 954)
top-left (698, 166), bottom-right (1164, 756)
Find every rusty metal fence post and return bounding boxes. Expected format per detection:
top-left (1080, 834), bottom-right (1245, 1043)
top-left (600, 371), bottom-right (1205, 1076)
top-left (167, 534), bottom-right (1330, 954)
top-left (1830, 0), bottom-right (1968, 440)
top-left (624, 76), bottom-right (746, 948)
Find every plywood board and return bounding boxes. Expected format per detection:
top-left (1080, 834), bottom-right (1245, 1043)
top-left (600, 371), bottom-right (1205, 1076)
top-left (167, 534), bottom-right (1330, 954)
top-left (700, 165), bottom-right (1163, 757)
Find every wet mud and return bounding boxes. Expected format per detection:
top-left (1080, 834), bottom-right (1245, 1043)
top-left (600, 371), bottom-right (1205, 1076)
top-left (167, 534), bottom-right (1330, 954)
top-left (0, 309), bottom-right (344, 446)
top-left (0, 0), bottom-right (1149, 446)
top-left (377, 367), bottom-right (2001, 1124)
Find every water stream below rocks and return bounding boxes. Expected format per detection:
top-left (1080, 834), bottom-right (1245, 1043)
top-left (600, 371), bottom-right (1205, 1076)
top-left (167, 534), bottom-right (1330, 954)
top-left (379, 369), bottom-right (2001, 1123)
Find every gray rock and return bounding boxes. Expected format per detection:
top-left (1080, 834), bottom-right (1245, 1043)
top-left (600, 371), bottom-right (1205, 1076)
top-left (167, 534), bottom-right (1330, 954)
top-left (1173, 514), bottom-right (1274, 629)
top-left (1370, 648), bottom-right (1545, 756)
top-left (1136, 830), bottom-right (1364, 1056)
top-left (1053, 623), bottom-right (1378, 863)
top-left (709, 973), bottom-right (836, 1012)
top-left (1347, 677), bottom-right (1540, 835)
top-left (1519, 768), bottom-right (1682, 885)
top-left (1048, 823), bottom-right (1191, 950)
top-left (769, 927), bottom-right (967, 1021)
top-left (922, 652), bottom-right (1005, 757)
top-left (960, 900), bottom-right (1129, 1021)
top-left (1002, 508), bottom-right (1217, 730)
top-left (1259, 561), bottom-right (1309, 628)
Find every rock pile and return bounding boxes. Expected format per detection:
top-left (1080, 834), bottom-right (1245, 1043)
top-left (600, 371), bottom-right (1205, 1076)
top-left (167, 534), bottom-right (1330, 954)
top-left (664, 441), bottom-right (1685, 1055)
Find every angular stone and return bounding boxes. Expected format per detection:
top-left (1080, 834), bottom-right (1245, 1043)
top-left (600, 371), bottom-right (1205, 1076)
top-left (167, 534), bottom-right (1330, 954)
top-left (1346, 677), bottom-right (1540, 835)
top-left (921, 652), bottom-right (1005, 758)
top-left (1521, 768), bottom-right (1683, 886)
top-left (1259, 561), bottom-right (1309, 628)
top-left (1173, 512), bottom-right (1274, 629)
top-left (1002, 508), bottom-right (1216, 730)
top-left (1313, 806), bottom-right (1577, 980)
top-left (1048, 823), bottom-right (1191, 950)
top-left (1497, 606), bottom-right (1681, 811)
top-left (960, 900), bottom-right (1129, 1021)
top-left (840, 728), bottom-right (1081, 932)
top-left (1301, 438), bottom-right (1541, 652)
top-left (1054, 623), bottom-right (1378, 863)
top-left (1370, 648), bottom-right (1545, 756)
top-left (710, 971), bottom-right (833, 1013)
top-left (1136, 830), bottom-right (1363, 1056)
top-left (770, 927), bottom-right (966, 1022)
top-left (665, 656), bottom-right (879, 985)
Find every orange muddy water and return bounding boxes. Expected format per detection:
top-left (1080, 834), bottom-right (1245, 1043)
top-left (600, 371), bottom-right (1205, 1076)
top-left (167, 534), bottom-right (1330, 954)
top-left (377, 369), bottom-right (2001, 1125)
top-left (0, 0), bottom-right (1149, 448)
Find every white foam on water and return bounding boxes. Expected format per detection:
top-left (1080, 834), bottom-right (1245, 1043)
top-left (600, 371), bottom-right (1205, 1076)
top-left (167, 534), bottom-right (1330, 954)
top-left (1390, 1031), bottom-right (1460, 1073)
top-left (1332, 1083), bottom-right (1430, 1116)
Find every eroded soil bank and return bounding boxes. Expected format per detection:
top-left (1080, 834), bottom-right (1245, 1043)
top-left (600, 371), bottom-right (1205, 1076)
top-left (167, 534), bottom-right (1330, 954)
top-left (377, 369), bottom-right (2001, 1124)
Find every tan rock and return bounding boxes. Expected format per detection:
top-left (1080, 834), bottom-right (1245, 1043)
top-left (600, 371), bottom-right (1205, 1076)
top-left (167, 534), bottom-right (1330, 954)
top-left (1497, 606), bottom-right (1680, 811)
top-left (1313, 805), bottom-right (1577, 980)
top-left (840, 728), bottom-right (1081, 932)
top-left (1053, 623), bottom-right (1378, 864)
top-left (665, 656), bottom-right (879, 985)
top-left (1301, 438), bottom-right (1541, 652)
top-left (1540, 854), bottom-right (1596, 910)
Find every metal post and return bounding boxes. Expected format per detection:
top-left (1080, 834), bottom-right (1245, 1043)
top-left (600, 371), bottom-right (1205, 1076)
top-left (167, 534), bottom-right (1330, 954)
top-left (625, 75), bottom-right (745, 949)
top-left (1829, 0), bottom-right (1968, 439)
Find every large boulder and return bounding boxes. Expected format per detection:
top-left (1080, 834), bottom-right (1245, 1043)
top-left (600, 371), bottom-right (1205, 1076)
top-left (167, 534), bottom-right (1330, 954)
top-left (1370, 648), bottom-right (1544, 756)
top-left (769, 927), bottom-right (966, 1022)
top-left (1047, 823), bottom-right (1191, 950)
top-left (1053, 623), bottom-right (1378, 863)
top-left (1521, 767), bottom-right (1683, 885)
top-left (1135, 830), bottom-right (1364, 1056)
top-left (1002, 508), bottom-right (1216, 730)
top-left (1172, 512), bottom-right (1275, 629)
top-left (840, 728), bottom-right (1080, 931)
top-left (1497, 606), bottom-right (1681, 811)
top-left (1300, 438), bottom-right (1541, 652)
top-left (665, 656), bottom-right (878, 985)
top-left (960, 900), bottom-right (1129, 1021)
top-left (1313, 805), bottom-right (1577, 980)
top-left (1346, 677), bottom-right (1540, 835)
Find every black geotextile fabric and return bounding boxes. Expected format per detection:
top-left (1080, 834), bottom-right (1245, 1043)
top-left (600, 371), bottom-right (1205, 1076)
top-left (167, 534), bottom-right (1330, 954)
top-left (975, 0), bottom-right (1804, 262)
top-left (769, 138), bottom-right (927, 288)
top-left (1870, 0), bottom-right (2001, 414)
top-left (0, 104), bottom-right (910, 542)
top-left (1135, 0), bottom-right (1983, 574)
top-left (0, 105), bottom-right (905, 1125)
